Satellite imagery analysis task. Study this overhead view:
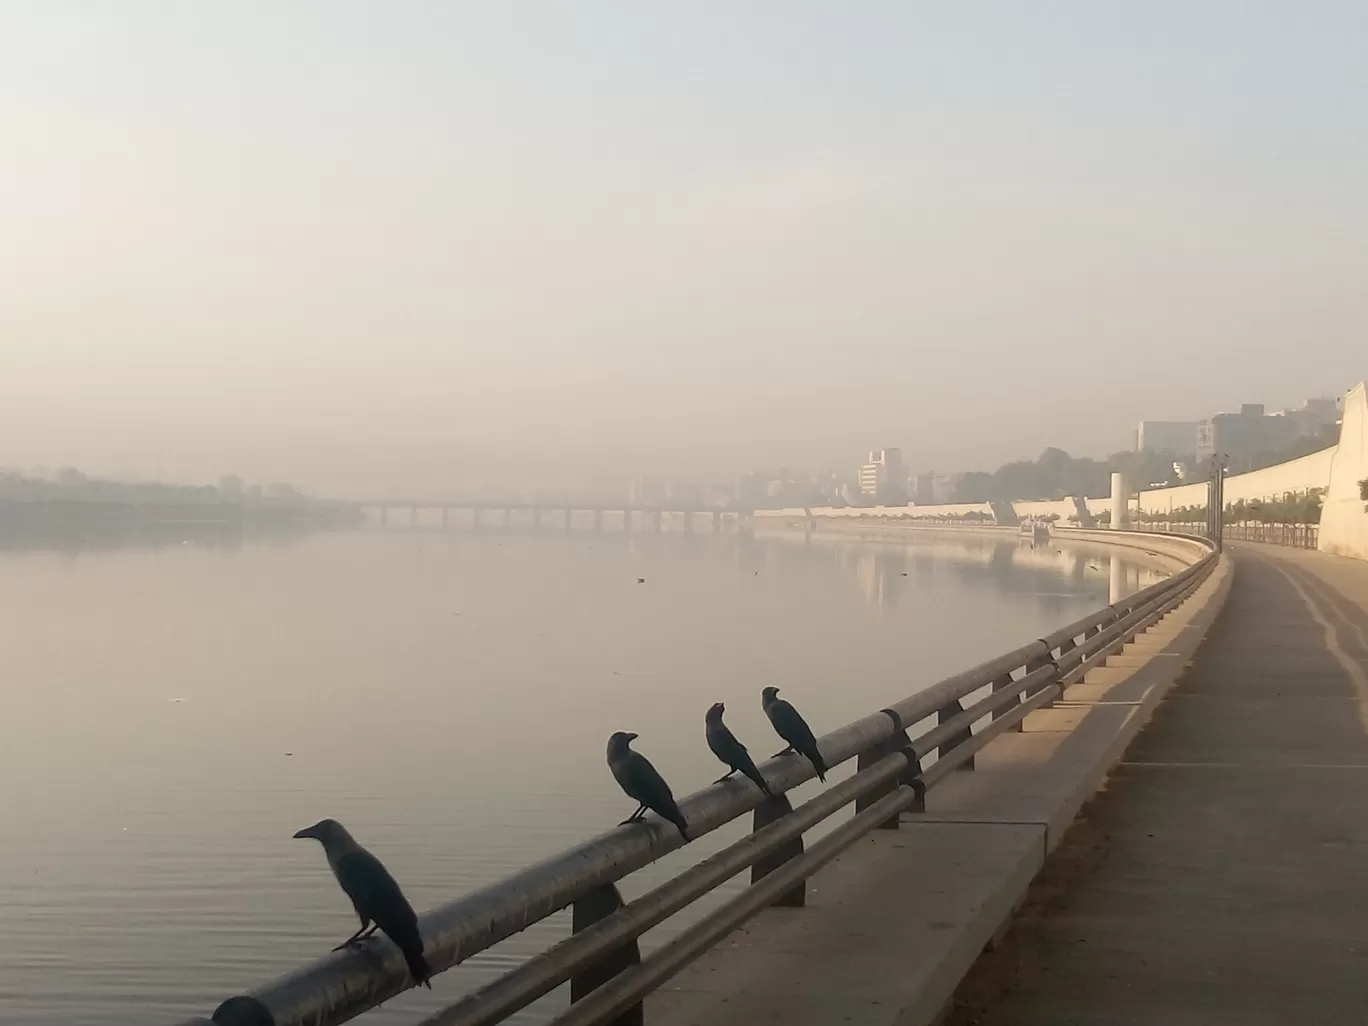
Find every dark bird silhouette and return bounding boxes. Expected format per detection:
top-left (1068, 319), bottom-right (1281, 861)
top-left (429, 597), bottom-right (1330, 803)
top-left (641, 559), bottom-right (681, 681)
top-left (294, 819), bottom-right (432, 988)
top-left (761, 686), bottom-right (827, 782)
top-left (705, 702), bottom-right (773, 797)
top-left (606, 731), bottom-right (689, 840)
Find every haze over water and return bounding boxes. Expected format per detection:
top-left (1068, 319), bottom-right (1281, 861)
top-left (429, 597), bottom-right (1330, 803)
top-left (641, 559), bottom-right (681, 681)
top-left (0, 526), bottom-right (1158, 1025)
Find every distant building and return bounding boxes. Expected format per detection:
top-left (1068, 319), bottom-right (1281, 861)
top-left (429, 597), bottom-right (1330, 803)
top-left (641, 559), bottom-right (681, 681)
top-left (1136, 420), bottom-right (1197, 455)
top-left (909, 470), bottom-right (961, 505)
top-left (911, 471), bottom-right (938, 505)
top-left (932, 473), bottom-right (962, 504)
top-left (1285, 396), bottom-right (1340, 437)
top-left (1196, 398), bottom-right (1340, 465)
top-left (859, 448), bottom-right (906, 504)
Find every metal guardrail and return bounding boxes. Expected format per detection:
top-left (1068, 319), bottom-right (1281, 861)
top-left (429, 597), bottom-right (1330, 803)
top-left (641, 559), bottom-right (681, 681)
top-left (186, 536), bottom-right (1218, 1026)
top-left (1134, 521), bottom-right (1318, 551)
top-left (1223, 523), bottom-right (1319, 549)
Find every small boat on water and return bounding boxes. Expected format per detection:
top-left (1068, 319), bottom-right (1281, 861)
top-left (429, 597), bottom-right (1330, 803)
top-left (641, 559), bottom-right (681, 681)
top-left (1020, 518), bottom-right (1051, 541)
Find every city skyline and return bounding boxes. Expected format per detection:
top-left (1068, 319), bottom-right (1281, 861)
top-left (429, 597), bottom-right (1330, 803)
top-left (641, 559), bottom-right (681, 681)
top-left (4, 4), bottom-right (1367, 497)
top-left (1, 382), bottom-right (1353, 502)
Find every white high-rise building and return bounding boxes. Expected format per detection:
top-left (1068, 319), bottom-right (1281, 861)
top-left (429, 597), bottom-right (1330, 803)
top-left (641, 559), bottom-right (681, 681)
top-left (858, 448), bottom-right (906, 501)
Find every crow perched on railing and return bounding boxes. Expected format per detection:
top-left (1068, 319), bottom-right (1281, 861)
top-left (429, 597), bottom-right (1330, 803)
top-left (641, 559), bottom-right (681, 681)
top-left (705, 702), bottom-right (774, 797)
top-left (293, 818), bottom-right (432, 988)
top-left (762, 686), bottom-right (828, 782)
top-left (606, 731), bottom-right (690, 840)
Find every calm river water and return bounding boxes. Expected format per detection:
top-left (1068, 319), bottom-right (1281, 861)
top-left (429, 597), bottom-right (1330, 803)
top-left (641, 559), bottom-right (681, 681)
top-left (0, 525), bottom-right (1160, 1024)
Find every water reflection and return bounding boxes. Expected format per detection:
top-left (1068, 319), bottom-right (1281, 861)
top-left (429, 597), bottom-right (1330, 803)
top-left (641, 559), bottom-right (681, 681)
top-left (753, 529), bottom-right (1165, 615)
top-left (0, 526), bottom-right (1163, 1025)
top-left (0, 513), bottom-right (342, 556)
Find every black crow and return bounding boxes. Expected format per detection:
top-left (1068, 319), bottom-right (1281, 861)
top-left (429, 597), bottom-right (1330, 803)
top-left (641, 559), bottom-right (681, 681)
top-left (761, 686), bottom-right (827, 782)
top-left (294, 819), bottom-right (432, 988)
top-left (606, 731), bottom-right (689, 840)
top-left (705, 702), bottom-right (773, 797)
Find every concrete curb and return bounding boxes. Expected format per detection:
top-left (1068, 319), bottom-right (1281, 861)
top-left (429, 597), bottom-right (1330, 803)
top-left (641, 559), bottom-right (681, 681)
top-left (649, 552), bottom-right (1234, 1026)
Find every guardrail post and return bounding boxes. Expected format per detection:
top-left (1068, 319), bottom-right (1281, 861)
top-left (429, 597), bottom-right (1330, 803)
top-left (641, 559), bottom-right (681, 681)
top-left (570, 883), bottom-right (643, 1026)
top-left (751, 795), bottom-right (806, 907)
top-left (856, 709), bottom-right (914, 829)
top-left (903, 749), bottom-right (927, 813)
top-left (1024, 649), bottom-right (1056, 714)
top-left (937, 699), bottom-right (975, 770)
top-left (990, 671), bottom-right (1019, 731)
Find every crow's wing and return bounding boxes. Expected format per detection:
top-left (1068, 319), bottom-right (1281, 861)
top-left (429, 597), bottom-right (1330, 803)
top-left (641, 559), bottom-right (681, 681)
top-left (707, 721), bottom-right (746, 765)
top-left (623, 751), bottom-right (677, 808)
top-left (772, 700), bottom-right (818, 751)
top-left (336, 849), bottom-right (417, 929)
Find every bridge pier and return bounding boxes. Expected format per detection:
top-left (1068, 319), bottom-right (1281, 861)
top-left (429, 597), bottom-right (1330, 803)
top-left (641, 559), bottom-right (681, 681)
top-left (357, 500), bottom-right (736, 535)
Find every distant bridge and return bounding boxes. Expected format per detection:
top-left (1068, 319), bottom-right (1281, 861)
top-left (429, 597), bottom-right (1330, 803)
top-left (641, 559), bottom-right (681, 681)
top-left (350, 500), bottom-right (754, 532)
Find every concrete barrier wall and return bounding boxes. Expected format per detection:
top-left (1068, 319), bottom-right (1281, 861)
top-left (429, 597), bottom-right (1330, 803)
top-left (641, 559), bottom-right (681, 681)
top-left (1135, 446), bottom-right (1337, 515)
top-left (1056, 527), bottom-right (1209, 570)
top-left (1012, 498), bottom-right (1079, 521)
top-left (899, 501), bottom-right (995, 518)
top-left (1319, 382), bottom-right (1368, 559)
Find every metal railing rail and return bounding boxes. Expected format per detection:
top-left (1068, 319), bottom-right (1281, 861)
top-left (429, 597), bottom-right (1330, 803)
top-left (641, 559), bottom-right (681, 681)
top-left (1223, 523), bottom-right (1319, 549)
top-left (188, 535), bottom-right (1217, 1026)
top-left (1134, 521), bottom-right (1319, 550)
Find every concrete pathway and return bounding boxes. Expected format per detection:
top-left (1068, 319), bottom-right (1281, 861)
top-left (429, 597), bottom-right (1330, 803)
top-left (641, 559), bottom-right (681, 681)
top-left (948, 544), bottom-right (1368, 1025)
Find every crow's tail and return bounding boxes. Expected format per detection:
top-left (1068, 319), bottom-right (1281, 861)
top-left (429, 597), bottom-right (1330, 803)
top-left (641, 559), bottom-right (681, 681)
top-left (806, 747), bottom-right (828, 783)
top-left (740, 758), bottom-right (774, 798)
top-left (666, 804), bottom-right (690, 842)
top-left (402, 944), bottom-right (432, 989)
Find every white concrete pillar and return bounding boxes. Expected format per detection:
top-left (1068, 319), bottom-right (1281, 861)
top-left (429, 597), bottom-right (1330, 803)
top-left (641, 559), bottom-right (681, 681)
top-left (1109, 471), bottom-right (1128, 529)
top-left (1109, 554), bottom-right (1125, 604)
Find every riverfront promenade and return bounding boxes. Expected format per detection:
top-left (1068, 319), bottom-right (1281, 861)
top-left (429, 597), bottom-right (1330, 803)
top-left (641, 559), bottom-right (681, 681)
top-left (947, 543), bottom-right (1368, 1024)
top-left (647, 543), bottom-right (1368, 1026)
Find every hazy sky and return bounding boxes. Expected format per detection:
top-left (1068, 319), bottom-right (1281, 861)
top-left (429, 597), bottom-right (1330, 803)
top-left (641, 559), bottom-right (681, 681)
top-left (3, 3), bottom-right (1366, 496)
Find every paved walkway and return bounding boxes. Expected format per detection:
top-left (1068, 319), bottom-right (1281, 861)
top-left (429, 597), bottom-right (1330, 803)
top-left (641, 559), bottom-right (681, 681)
top-left (948, 544), bottom-right (1368, 1025)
